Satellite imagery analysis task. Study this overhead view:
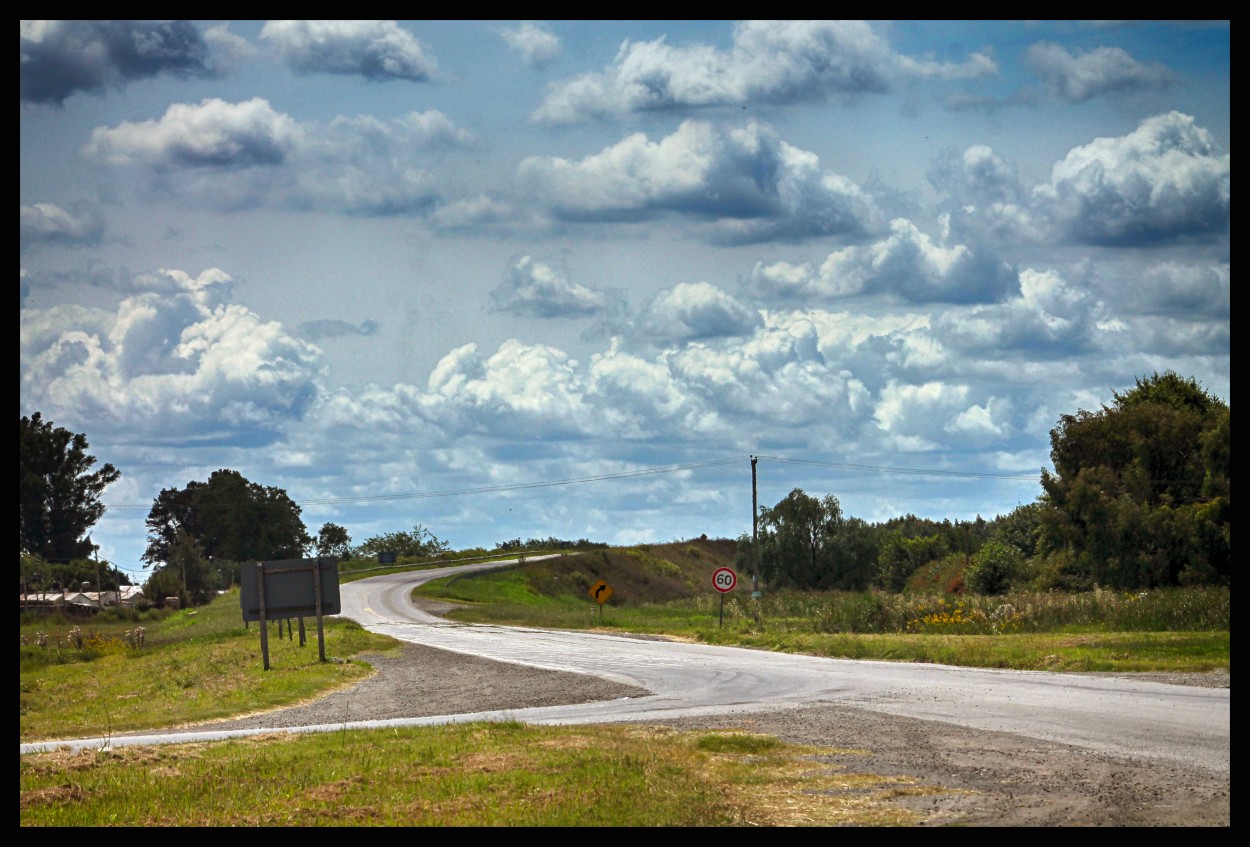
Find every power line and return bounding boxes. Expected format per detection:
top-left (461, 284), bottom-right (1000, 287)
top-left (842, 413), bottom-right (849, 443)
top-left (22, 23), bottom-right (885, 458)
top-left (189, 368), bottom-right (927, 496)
top-left (755, 455), bottom-right (1041, 482)
top-left (99, 453), bottom-right (1041, 514)
top-left (100, 456), bottom-right (755, 511)
top-left (298, 456), bottom-right (753, 506)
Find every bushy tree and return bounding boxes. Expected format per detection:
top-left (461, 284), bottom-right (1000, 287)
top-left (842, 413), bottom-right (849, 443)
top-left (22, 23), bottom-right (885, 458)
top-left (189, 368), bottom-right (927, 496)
top-left (1039, 372), bottom-right (1230, 588)
top-left (965, 539), bottom-right (1024, 595)
top-left (831, 516), bottom-right (881, 591)
top-left (20, 412), bottom-right (121, 563)
top-left (315, 522), bottom-right (352, 558)
top-left (352, 523), bottom-right (449, 560)
top-left (753, 489), bottom-right (877, 590)
top-left (143, 566), bottom-right (185, 608)
top-left (143, 469), bottom-right (311, 569)
top-left (876, 530), bottom-right (948, 592)
top-left (988, 502), bottom-right (1045, 559)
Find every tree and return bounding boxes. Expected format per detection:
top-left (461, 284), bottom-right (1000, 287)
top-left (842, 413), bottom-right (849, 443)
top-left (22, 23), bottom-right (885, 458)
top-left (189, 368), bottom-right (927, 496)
top-left (20, 412), bottom-right (121, 563)
top-left (165, 527), bottom-right (211, 604)
top-left (143, 469), bottom-right (311, 569)
top-left (988, 502), bottom-right (1045, 559)
top-left (315, 522), bottom-right (352, 558)
top-left (1039, 372), bottom-right (1230, 588)
top-left (876, 530), bottom-right (948, 592)
top-left (143, 566), bottom-right (184, 608)
top-left (352, 524), bottom-right (449, 560)
top-left (965, 540), bottom-right (1024, 595)
top-left (752, 489), bottom-right (877, 590)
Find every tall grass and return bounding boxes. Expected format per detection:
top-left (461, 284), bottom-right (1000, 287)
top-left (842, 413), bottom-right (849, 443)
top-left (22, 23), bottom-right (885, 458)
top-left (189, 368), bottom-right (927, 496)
top-left (693, 586), bottom-right (1230, 636)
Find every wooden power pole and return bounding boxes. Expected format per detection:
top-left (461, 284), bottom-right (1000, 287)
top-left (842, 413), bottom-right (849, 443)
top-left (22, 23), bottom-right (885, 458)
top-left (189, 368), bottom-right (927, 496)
top-left (751, 456), bottom-right (760, 598)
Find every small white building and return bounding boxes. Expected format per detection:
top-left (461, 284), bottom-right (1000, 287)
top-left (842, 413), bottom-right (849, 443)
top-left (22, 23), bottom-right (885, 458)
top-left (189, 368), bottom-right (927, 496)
top-left (117, 585), bottom-right (145, 606)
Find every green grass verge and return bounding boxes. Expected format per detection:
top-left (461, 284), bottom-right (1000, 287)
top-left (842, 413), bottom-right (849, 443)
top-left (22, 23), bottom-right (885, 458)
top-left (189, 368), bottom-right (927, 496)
top-left (20, 590), bottom-right (396, 741)
top-left (21, 722), bottom-right (927, 827)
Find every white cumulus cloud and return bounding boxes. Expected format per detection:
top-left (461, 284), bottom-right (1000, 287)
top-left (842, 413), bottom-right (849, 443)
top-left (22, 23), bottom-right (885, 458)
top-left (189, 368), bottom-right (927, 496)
top-left (639, 282), bottom-right (762, 340)
top-left (489, 255), bottom-right (611, 318)
top-left (20, 20), bottom-right (216, 105)
top-left (1025, 41), bottom-right (1176, 102)
top-left (20, 203), bottom-right (104, 249)
top-left (533, 20), bottom-right (996, 123)
top-left (500, 23), bottom-right (562, 68)
top-left (751, 218), bottom-right (1018, 303)
top-left (20, 267), bottom-right (323, 439)
top-left (519, 119), bottom-right (882, 242)
top-left (84, 99), bottom-right (477, 215)
top-left (1033, 111), bottom-right (1230, 245)
top-left (260, 20), bottom-right (439, 81)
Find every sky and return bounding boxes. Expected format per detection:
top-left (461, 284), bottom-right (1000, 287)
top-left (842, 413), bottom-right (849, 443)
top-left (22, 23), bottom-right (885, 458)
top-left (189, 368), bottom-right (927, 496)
top-left (20, 21), bottom-right (1230, 581)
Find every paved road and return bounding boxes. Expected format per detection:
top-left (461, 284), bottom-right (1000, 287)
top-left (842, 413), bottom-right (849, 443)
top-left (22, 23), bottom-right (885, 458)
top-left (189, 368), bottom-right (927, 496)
top-left (21, 558), bottom-right (1231, 773)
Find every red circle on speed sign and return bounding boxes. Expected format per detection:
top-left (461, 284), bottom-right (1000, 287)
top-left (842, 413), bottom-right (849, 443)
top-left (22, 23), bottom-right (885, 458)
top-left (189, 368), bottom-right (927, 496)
top-left (712, 566), bottom-right (737, 593)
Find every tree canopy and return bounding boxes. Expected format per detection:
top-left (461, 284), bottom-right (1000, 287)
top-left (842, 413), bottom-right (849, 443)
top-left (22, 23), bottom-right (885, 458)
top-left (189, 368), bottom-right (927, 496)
top-left (740, 373), bottom-right (1228, 594)
top-left (315, 522), bottom-right (353, 558)
top-left (20, 412), bottom-right (121, 563)
top-left (352, 523), bottom-right (449, 560)
top-left (753, 489), bottom-right (878, 591)
top-left (1039, 371), bottom-right (1230, 588)
top-left (143, 469), bottom-right (311, 568)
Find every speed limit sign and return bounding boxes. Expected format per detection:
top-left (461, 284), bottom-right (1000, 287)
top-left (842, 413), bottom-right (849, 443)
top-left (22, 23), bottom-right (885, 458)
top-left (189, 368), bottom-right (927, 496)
top-left (712, 566), bottom-right (737, 593)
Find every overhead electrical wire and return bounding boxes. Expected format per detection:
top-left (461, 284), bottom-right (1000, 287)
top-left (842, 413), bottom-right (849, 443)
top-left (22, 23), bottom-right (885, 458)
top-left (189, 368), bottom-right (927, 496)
top-left (101, 453), bottom-right (1040, 512)
top-left (754, 455), bottom-right (1041, 481)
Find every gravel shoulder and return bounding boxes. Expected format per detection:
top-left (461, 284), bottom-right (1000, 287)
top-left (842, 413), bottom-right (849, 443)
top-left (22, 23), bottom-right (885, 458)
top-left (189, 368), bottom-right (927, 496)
top-left (183, 602), bottom-right (1230, 827)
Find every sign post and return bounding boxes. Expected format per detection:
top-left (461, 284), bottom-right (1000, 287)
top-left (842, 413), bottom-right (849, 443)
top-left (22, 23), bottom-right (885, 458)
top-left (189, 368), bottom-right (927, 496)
top-left (712, 566), bottom-right (737, 627)
top-left (588, 579), bottom-right (613, 622)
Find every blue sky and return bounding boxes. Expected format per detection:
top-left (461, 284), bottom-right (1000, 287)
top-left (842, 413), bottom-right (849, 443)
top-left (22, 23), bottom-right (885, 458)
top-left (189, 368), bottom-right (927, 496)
top-left (20, 21), bottom-right (1230, 580)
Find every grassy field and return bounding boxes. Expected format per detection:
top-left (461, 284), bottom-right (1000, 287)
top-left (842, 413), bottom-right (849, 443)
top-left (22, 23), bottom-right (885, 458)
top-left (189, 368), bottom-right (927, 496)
top-left (20, 538), bottom-right (1230, 827)
top-left (417, 541), bottom-right (1230, 673)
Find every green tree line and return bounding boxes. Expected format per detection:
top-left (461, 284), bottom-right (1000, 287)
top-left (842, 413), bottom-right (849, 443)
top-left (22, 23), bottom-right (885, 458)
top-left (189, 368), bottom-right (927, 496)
top-left (742, 372), bottom-right (1230, 594)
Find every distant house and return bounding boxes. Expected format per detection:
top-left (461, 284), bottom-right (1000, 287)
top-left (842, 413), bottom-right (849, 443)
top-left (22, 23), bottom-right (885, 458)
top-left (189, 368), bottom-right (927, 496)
top-left (117, 585), bottom-right (144, 607)
top-left (19, 585), bottom-right (143, 614)
top-left (19, 592), bottom-right (68, 613)
top-left (62, 589), bottom-right (92, 609)
top-left (72, 590), bottom-right (123, 609)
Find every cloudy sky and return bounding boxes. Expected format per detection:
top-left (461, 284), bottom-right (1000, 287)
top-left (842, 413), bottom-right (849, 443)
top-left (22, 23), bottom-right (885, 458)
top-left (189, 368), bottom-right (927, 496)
top-left (20, 21), bottom-right (1230, 579)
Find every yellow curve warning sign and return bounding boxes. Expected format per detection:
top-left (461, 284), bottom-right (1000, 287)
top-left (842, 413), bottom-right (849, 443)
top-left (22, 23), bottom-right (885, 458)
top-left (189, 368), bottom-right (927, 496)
top-left (588, 579), bottom-right (614, 605)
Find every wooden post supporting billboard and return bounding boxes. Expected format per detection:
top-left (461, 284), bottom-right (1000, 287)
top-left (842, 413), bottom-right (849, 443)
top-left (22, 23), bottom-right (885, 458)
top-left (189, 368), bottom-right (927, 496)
top-left (257, 567), bottom-right (270, 670)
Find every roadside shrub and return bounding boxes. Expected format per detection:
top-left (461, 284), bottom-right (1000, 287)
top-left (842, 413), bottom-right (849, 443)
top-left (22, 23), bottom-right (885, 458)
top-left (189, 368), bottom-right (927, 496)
top-left (966, 541), bottom-right (1024, 595)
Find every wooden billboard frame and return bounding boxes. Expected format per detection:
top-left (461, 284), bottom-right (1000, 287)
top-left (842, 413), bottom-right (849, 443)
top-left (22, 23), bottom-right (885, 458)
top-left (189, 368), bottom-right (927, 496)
top-left (240, 557), bottom-right (340, 670)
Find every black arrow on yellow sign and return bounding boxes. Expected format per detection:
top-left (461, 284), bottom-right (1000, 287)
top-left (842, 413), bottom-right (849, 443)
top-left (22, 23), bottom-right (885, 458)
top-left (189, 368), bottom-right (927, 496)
top-left (589, 579), bottom-right (613, 605)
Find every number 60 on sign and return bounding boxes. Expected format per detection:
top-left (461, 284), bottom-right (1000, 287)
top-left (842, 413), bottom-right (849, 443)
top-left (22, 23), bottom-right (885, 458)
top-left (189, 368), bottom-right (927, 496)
top-left (712, 566), bottom-right (737, 593)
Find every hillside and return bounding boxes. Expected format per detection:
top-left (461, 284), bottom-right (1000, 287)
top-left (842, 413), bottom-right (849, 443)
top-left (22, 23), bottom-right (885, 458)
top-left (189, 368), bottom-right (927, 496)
top-left (446, 537), bottom-right (745, 607)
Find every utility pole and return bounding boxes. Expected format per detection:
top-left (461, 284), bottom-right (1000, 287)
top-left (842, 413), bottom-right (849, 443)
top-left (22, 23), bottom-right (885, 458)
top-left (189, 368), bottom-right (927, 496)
top-left (94, 547), bottom-right (103, 610)
top-left (751, 456), bottom-right (760, 598)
